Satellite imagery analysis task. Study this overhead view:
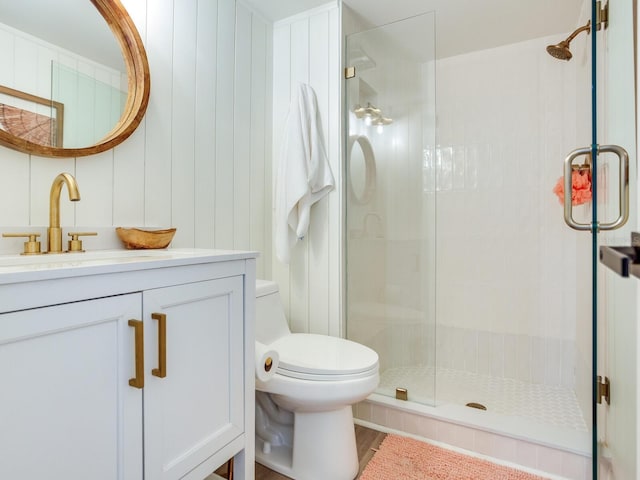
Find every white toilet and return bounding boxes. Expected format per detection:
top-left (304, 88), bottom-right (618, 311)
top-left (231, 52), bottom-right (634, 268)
top-left (254, 280), bottom-right (379, 480)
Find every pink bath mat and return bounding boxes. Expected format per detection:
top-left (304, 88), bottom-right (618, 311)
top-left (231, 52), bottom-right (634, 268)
top-left (359, 434), bottom-right (550, 480)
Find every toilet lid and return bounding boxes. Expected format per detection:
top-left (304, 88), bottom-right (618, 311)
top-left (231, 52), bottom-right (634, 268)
top-left (270, 333), bottom-right (379, 380)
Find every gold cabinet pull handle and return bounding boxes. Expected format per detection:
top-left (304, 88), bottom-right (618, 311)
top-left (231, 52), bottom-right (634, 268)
top-left (128, 319), bottom-right (144, 389)
top-left (152, 313), bottom-right (167, 378)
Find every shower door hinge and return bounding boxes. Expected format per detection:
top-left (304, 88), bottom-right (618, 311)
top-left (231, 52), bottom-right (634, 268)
top-left (345, 66), bottom-right (356, 79)
top-left (395, 387), bottom-right (408, 401)
top-left (597, 376), bottom-right (610, 404)
top-left (596, 1), bottom-right (609, 30)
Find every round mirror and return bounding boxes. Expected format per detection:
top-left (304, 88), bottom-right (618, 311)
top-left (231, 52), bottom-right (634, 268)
top-left (348, 135), bottom-right (376, 205)
top-left (0, 0), bottom-right (150, 157)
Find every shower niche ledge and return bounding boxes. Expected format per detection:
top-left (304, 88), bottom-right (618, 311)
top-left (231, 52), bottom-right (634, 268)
top-left (599, 232), bottom-right (640, 279)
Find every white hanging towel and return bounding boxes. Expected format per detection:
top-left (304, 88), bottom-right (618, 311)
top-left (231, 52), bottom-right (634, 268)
top-left (275, 83), bottom-right (335, 264)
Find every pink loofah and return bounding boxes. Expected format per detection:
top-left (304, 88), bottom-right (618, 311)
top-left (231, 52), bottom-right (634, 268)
top-left (553, 170), bottom-right (592, 206)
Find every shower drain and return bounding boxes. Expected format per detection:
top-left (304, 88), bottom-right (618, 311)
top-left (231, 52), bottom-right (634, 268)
top-left (466, 402), bottom-right (487, 410)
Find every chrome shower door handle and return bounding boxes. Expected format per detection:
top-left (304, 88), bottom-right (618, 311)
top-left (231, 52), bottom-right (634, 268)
top-left (563, 145), bottom-right (630, 232)
top-left (563, 147), bottom-right (592, 231)
top-left (598, 144), bottom-right (629, 231)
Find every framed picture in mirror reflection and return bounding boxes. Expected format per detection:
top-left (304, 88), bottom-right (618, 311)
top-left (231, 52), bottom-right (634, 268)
top-left (0, 85), bottom-right (64, 148)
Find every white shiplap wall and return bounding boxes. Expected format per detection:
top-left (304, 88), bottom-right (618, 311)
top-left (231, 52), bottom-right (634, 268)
top-left (0, 0), bottom-right (274, 279)
top-left (271, 2), bottom-right (342, 337)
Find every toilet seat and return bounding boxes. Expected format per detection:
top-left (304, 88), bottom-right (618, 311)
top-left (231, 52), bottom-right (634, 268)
top-left (269, 333), bottom-right (379, 381)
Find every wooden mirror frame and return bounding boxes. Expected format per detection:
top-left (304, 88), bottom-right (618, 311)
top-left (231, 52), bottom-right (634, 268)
top-left (0, 0), bottom-right (150, 158)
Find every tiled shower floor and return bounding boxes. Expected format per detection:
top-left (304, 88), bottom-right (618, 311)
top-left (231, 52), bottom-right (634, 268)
top-left (378, 366), bottom-right (588, 432)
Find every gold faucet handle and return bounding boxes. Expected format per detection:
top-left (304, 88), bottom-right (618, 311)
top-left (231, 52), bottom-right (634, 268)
top-left (67, 231), bottom-right (98, 253)
top-left (2, 232), bottom-right (42, 255)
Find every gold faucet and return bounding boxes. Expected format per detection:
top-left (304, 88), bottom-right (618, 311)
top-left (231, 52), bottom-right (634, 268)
top-left (47, 173), bottom-right (81, 253)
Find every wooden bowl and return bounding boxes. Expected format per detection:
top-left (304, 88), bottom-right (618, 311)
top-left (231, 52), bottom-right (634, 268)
top-left (115, 227), bottom-right (176, 249)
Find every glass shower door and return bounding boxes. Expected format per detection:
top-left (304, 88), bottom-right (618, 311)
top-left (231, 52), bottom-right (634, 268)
top-left (344, 2), bottom-right (638, 477)
top-left (564, 1), bottom-right (637, 477)
top-left (344, 12), bottom-right (437, 406)
top-left (592, 0), bottom-right (637, 477)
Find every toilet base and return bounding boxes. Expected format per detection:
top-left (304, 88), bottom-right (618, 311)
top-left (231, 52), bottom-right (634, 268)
top-left (256, 406), bottom-right (359, 480)
top-left (256, 441), bottom-right (294, 477)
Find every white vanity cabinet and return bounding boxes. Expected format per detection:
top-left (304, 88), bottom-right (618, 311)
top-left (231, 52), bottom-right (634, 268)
top-left (0, 249), bottom-right (256, 480)
top-left (0, 293), bottom-right (144, 480)
top-left (143, 276), bottom-right (246, 480)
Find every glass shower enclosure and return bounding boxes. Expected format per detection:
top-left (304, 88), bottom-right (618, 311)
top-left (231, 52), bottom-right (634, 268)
top-left (345, 12), bottom-right (437, 406)
top-left (344, 5), bottom-right (598, 445)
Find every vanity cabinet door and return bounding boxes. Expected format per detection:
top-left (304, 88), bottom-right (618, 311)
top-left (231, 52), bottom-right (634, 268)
top-left (143, 276), bottom-right (245, 480)
top-left (0, 294), bottom-right (144, 480)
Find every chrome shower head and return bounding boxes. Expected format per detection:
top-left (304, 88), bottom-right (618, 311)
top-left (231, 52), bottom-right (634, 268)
top-left (546, 21), bottom-right (591, 61)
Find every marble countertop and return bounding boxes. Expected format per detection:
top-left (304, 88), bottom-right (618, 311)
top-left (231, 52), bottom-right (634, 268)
top-left (0, 248), bottom-right (258, 285)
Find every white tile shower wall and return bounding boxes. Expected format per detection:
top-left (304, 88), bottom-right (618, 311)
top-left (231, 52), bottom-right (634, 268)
top-left (433, 34), bottom-right (591, 390)
top-left (434, 325), bottom-right (576, 389)
top-left (0, 0), bottom-right (274, 279)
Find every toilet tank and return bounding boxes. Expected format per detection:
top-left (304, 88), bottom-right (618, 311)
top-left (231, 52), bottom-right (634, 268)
top-left (256, 280), bottom-right (292, 344)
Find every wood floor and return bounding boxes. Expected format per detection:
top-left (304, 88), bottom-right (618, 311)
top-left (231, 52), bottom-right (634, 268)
top-left (213, 425), bottom-right (386, 480)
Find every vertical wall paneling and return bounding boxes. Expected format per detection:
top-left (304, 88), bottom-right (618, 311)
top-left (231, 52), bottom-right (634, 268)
top-left (327, 6), bottom-right (342, 337)
top-left (0, 27), bottom-right (27, 225)
top-left (113, 0), bottom-right (148, 227)
top-left (0, 27), bottom-right (13, 86)
top-left (308, 12), bottom-right (331, 335)
top-left (271, 24), bottom-right (292, 318)
top-left (0, 149), bottom-right (29, 225)
top-left (288, 18), bottom-right (311, 334)
top-left (234, 4), bottom-right (253, 251)
top-left (214, 0), bottom-right (236, 249)
top-left (55, 54), bottom-right (80, 146)
top-left (76, 150), bottom-right (114, 226)
top-left (193, 0), bottom-right (219, 247)
top-left (121, 0), bottom-right (147, 40)
top-left (13, 37), bottom-right (38, 96)
top-left (271, 2), bottom-right (341, 336)
top-left (35, 45), bottom-right (57, 103)
top-left (144, 0), bottom-right (175, 229)
top-left (75, 62), bottom-right (97, 146)
top-left (290, 20), bottom-right (311, 83)
top-left (30, 157), bottom-right (76, 227)
top-left (263, 27), bottom-right (274, 280)
top-left (113, 128), bottom-right (146, 227)
top-left (1, 0), bottom-right (272, 290)
top-left (249, 15), bottom-right (270, 278)
top-left (171, 0), bottom-right (198, 246)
